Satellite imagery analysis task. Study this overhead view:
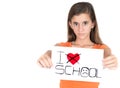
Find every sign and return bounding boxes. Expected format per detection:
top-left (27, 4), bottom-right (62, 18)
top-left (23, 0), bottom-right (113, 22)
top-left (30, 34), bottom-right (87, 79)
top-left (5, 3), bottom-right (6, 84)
top-left (51, 46), bottom-right (104, 82)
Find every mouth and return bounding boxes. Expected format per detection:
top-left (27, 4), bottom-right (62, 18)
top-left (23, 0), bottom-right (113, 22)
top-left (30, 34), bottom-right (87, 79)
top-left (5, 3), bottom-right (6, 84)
top-left (82, 72), bottom-right (88, 74)
top-left (77, 33), bottom-right (85, 35)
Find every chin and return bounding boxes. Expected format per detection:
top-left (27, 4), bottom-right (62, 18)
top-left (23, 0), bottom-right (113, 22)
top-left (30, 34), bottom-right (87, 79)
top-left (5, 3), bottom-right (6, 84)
top-left (78, 36), bottom-right (86, 40)
top-left (77, 34), bottom-right (88, 40)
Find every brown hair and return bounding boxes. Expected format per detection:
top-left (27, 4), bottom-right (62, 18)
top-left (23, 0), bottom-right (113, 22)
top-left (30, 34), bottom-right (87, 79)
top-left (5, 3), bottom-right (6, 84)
top-left (67, 2), bottom-right (103, 44)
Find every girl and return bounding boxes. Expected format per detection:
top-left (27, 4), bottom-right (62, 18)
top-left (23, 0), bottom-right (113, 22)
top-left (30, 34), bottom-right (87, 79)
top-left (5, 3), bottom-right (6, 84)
top-left (37, 2), bottom-right (118, 88)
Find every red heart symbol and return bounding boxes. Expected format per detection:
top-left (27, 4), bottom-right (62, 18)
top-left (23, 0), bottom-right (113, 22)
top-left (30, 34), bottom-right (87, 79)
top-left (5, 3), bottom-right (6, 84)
top-left (67, 53), bottom-right (80, 65)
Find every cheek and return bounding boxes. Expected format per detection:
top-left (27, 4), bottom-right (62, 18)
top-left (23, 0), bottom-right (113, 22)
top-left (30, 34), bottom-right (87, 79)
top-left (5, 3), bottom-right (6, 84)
top-left (84, 26), bottom-right (92, 32)
top-left (71, 27), bottom-right (76, 32)
top-left (72, 29), bottom-right (77, 35)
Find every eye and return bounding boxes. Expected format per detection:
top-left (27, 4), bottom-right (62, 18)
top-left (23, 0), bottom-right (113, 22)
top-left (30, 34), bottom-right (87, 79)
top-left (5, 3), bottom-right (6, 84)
top-left (73, 22), bottom-right (78, 26)
top-left (83, 21), bottom-right (88, 25)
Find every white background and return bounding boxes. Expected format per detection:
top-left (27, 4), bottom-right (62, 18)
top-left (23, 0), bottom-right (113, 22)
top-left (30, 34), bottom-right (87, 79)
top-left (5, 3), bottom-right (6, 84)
top-left (0, 0), bottom-right (120, 88)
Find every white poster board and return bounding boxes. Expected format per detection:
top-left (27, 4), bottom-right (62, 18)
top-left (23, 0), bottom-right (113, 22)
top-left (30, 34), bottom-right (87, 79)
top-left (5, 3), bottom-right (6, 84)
top-left (52, 46), bottom-right (104, 82)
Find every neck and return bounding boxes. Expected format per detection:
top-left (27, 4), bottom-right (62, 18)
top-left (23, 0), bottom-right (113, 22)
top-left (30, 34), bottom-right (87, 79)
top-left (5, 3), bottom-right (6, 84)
top-left (72, 39), bottom-right (94, 48)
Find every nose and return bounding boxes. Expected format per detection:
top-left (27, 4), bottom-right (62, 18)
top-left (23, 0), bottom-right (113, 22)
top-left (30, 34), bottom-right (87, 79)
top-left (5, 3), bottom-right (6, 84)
top-left (78, 24), bottom-right (84, 32)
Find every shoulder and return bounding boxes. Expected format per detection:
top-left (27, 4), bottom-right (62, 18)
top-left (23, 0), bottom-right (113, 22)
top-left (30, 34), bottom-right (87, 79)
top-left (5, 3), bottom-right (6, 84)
top-left (93, 44), bottom-right (109, 49)
top-left (55, 42), bottom-right (72, 47)
top-left (93, 44), bottom-right (111, 57)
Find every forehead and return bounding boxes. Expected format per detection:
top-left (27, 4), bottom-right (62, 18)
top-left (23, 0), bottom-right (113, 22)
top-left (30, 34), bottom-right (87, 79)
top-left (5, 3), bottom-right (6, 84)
top-left (71, 13), bottom-right (91, 22)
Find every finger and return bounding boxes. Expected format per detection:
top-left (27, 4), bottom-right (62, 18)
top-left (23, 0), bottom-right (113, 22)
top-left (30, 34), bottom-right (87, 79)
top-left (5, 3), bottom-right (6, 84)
top-left (47, 57), bottom-right (53, 68)
top-left (103, 55), bottom-right (118, 69)
top-left (42, 55), bottom-right (51, 68)
top-left (37, 58), bottom-right (46, 68)
top-left (37, 55), bottom-right (48, 68)
top-left (103, 58), bottom-right (115, 65)
top-left (103, 55), bottom-right (114, 61)
top-left (104, 63), bottom-right (117, 70)
top-left (103, 55), bottom-right (115, 64)
top-left (40, 54), bottom-right (53, 68)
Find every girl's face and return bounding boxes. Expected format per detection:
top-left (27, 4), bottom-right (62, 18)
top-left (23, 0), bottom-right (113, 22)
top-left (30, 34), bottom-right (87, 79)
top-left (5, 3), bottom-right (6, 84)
top-left (69, 13), bottom-right (94, 40)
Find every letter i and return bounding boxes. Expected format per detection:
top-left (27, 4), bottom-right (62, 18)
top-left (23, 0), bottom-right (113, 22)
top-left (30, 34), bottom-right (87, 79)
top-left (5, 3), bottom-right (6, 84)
top-left (57, 51), bottom-right (64, 64)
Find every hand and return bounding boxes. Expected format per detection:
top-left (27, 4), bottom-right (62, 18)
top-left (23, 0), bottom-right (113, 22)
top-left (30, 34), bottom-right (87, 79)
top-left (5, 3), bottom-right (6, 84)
top-left (37, 50), bottom-right (53, 68)
top-left (102, 55), bottom-right (118, 70)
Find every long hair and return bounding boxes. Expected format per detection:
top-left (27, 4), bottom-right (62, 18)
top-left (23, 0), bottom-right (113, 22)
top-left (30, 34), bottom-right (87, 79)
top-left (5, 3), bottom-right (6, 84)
top-left (67, 2), bottom-right (103, 44)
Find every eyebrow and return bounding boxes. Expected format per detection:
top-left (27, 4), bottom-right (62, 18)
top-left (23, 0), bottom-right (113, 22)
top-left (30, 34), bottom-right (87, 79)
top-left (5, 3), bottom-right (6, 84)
top-left (73, 22), bottom-right (78, 24)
